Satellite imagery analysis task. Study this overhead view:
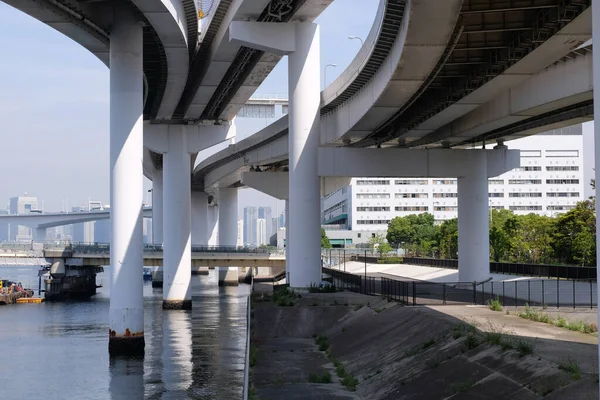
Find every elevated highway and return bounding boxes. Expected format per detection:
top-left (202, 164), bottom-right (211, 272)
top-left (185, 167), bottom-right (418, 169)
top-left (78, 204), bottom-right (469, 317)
top-left (193, 1), bottom-right (592, 195)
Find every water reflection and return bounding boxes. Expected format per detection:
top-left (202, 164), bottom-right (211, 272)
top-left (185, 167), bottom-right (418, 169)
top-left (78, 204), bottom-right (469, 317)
top-left (162, 310), bottom-right (193, 398)
top-left (109, 357), bottom-right (145, 400)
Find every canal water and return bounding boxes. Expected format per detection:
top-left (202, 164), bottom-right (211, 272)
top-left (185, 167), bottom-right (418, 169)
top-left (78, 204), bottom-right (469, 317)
top-left (0, 266), bottom-right (250, 399)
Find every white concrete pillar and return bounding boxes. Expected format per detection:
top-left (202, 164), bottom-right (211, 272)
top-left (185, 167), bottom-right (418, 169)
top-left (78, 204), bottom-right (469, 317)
top-left (108, 10), bottom-right (144, 356)
top-left (285, 199), bottom-right (289, 274)
top-left (152, 171), bottom-right (163, 244)
top-left (288, 24), bottom-right (321, 288)
top-left (207, 206), bottom-right (218, 246)
top-left (218, 188), bottom-right (238, 285)
top-left (592, 2), bottom-right (600, 391)
top-left (457, 151), bottom-right (489, 283)
top-left (191, 192), bottom-right (208, 245)
top-left (163, 128), bottom-right (192, 309)
top-left (34, 227), bottom-right (47, 242)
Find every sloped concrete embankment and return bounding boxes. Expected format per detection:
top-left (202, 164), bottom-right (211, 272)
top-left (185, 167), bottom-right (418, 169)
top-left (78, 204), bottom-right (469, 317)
top-left (252, 292), bottom-right (599, 399)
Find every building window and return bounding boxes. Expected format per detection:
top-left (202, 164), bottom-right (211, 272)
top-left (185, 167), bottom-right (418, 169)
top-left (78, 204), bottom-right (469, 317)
top-left (357, 179), bottom-right (390, 185)
top-left (546, 150), bottom-right (579, 158)
top-left (357, 220), bottom-right (390, 225)
top-left (432, 179), bottom-right (456, 185)
top-left (488, 180), bottom-right (504, 185)
top-left (282, 104), bottom-right (288, 114)
top-left (372, 233), bottom-right (376, 238)
top-left (546, 179), bottom-right (579, 185)
top-left (394, 206), bottom-right (429, 212)
top-left (521, 150), bottom-right (542, 157)
top-left (434, 206), bottom-right (457, 212)
top-left (515, 166), bottom-right (542, 172)
top-left (488, 193), bottom-right (504, 198)
top-left (237, 104), bottom-right (275, 118)
top-left (395, 193), bottom-right (428, 199)
top-left (509, 179), bottom-right (542, 184)
top-left (509, 206), bottom-right (543, 211)
top-left (546, 166), bottom-right (579, 171)
top-left (509, 193), bottom-right (542, 198)
top-left (433, 193), bottom-right (457, 198)
top-left (357, 233), bottom-right (361, 238)
top-left (546, 192), bottom-right (580, 198)
top-left (356, 206), bottom-right (390, 212)
top-left (356, 193), bottom-right (390, 199)
top-left (547, 205), bottom-right (576, 211)
top-left (395, 179), bottom-right (428, 185)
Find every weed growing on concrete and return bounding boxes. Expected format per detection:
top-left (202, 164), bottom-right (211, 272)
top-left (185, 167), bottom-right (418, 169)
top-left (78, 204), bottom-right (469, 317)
top-left (308, 371), bottom-right (332, 384)
top-left (514, 338), bottom-right (536, 357)
top-left (422, 338), bottom-right (436, 350)
top-left (307, 283), bottom-right (337, 293)
top-left (487, 297), bottom-right (503, 312)
top-left (249, 344), bottom-right (258, 367)
top-left (248, 385), bottom-right (256, 400)
top-left (465, 332), bottom-right (481, 350)
top-left (273, 288), bottom-right (298, 306)
top-left (559, 358), bottom-right (582, 380)
top-left (452, 323), bottom-right (477, 339)
top-left (450, 381), bottom-right (474, 394)
top-left (315, 335), bottom-right (330, 352)
top-left (354, 304), bottom-right (363, 311)
top-left (518, 305), bottom-right (598, 334)
top-left (373, 308), bottom-right (383, 314)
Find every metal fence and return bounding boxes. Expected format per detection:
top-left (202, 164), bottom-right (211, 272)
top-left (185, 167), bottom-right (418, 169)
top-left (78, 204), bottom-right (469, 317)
top-left (41, 242), bottom-right (282, 255)
top-left (322, 268), bottom-right (597, 309)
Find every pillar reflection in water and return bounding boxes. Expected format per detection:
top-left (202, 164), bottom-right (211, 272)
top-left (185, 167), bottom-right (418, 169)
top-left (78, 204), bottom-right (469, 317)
top-left (109, 357), bottom-right (144, 400)
top-left (162, 310), bottom-right (193, 397)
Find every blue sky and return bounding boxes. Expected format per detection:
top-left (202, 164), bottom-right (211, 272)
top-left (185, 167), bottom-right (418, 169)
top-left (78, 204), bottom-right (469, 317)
top-left (0, 1), bottom-right (377, 214)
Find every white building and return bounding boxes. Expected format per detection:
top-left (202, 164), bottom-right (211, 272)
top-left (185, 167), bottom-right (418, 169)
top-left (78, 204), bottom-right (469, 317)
top-left (9, 194), bottom-right (39, 241)
top-left (237, 219), bottom-right (244, 247)
top-left (256, 218), bottom-right (267, 246)
top-left (322, 126), bottom-right (585, 247)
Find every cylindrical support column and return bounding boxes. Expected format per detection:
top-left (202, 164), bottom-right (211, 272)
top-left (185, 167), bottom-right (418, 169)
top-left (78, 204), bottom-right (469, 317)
top-left (592, 2), bottom-right (600, 391)
top-left (152, 171), bottom-right (164, 244)
top-left (162, 128), bottom-right (192, 310)
top-left (457, 151), bottom-right (489, 283)
top-left (191, 192), bottom-right (208, 246)
top-left (207, 206), bottom-right (218, 246)
top-left (284, 199), bottom-right (289, 271)
top-left (218, 188), bottom-right (238, 286)
top-left (108, 11), bottom-right (144, 356)
top-left (287, 24), bottom-right (321, 288)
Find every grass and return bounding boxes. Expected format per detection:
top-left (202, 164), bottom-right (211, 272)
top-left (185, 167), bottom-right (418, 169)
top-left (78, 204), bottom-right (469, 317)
top-left (308, 371), bottom-right (332, 384)
top-left (559, 358), bottom-right (582, 380)
top-left (314, 335), bottom-right (330, 352)
top-left (456, 320), bottom-right (537, 356)
top-left (518, 305), bottom-right (598, 334)
top-left (513, 338), bottom-right (536, 357)
top-left (307, 283), bottom-right (338, 293)
top-left (487, 296), bottom-right (503, 312)
top-left (249, 344), bottom-right (258, 367)
top-left (273, 288), bottom-right (298, 306)
top-left (451, 381), bottom-right (474, 394)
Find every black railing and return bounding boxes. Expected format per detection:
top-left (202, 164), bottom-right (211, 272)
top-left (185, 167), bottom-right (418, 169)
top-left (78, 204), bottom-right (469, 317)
top-left (322, 268), bottom-right (597, 309)
top-left (45, 242), bottom-right (280, 255)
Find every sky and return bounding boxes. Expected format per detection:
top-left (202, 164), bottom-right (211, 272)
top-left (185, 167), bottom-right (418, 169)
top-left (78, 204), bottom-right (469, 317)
top-left (0, 0), bottom-right (378, 216)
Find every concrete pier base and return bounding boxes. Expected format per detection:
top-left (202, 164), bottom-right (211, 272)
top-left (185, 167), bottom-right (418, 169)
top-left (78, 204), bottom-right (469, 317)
top-left (218, 267), bottom-right (239, 286)
top-left (108, 336), bottom-right (145, 357)
top-left (151, 267), bottom-right (163, 288)
top-left (162, 300), bottom-right (192, 310)
top-left (192, 266), bottom-right (209, 275)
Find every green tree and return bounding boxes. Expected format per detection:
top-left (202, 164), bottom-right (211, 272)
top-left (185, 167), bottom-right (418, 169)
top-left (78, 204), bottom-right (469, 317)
top-left (321, 228), bottom-right (332, 249)
top-left (553, 200), bottom-right (596, 266)
top-left (436, 219), bottom-right (458, 259)
top-left (368, 234), bottom-right (387, 255)
top-left (386, 217), bottom-right (415, 248)
top-left (378, 243), bottom-right (393, 258)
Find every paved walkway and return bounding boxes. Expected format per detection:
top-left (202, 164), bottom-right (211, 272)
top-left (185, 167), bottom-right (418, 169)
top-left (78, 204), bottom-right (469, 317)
top-left (335, 261), bottom-right (598, 308)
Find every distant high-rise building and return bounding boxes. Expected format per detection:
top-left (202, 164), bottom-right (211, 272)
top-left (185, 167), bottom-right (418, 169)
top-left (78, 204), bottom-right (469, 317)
top-left (243, 206), bottom-right (258, 245)
top-left (278, 212), bottom-right (285, 229)
top-left (9, 194), bottom-right (38, 241)
top-left (237, 219), bottom-right (244, 247)
top-left (0, 209), bottom-right (8, 242)
top-left (258, 207), bottom-right (272, 242)
top-left (94, 220), bottom-right (110, 243)
top-left (72, 223), bottom-right (84, 242)
top-left (271, 217), bottom-right (278, 242)
top-left (256, 218), bottom-right (267, 246)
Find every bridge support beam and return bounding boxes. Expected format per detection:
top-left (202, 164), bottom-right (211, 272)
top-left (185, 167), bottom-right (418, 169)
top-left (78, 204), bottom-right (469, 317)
top-left (108, 11), bottom-right (144, 356)
top-left (163, 127), bottom-right (192, 310)
top-left (218, 188), bottom-right (238, 286)
top-left (457, 151), bottom-right (489, 283)
top-left (34, 227), bottom-right (47, 242)
top-left (152, 170), bottom-right (164, 244)
top-left (230, 22), bottom-right (321, 288)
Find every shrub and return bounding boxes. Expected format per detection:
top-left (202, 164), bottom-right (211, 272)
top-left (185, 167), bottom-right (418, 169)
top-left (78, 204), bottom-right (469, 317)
top-left (559, 358), bottom-right (581, 380)
top-left (487, 297), bottom-right (503, 312)
top-left (377, 257), bottom-right (404, 264)
top-left (309, 371), bottom-right (332, 384)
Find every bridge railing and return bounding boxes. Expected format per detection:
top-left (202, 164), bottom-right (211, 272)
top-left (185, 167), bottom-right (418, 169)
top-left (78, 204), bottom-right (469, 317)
top-left (39, 242), bottom-right (285, 255)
